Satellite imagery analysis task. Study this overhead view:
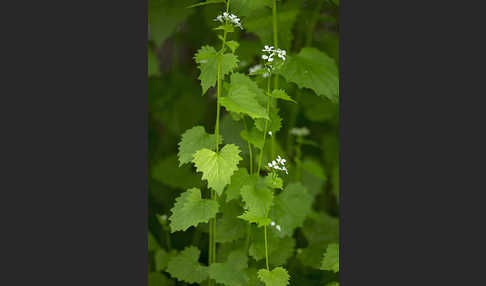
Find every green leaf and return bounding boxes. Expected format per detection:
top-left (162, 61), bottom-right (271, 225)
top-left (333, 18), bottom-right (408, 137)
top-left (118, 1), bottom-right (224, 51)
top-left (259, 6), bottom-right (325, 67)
top-left (279, 47), bottom-right (339, 102)
top-left (166, 246), bottom-right (209, 284)
top-left (195, 45), bottom-right (239, 95)
top-left (299, 213), bottom-right (339, 268)
top-left (257, 267), bottom-right (290, 286)
top-left (225, 40), bottom-right (240, 53)
top-left (221, 85), bottom-right (269, 120)
top-left (215, 201), bottom-right (248, 243)
top-left (169, 188), bottom-right (219, 232)
top-left (209, 250), bottom-right (249, 286)
top-left (148, 272), bottom-right (174, 286)
top-left (226, 168), bottom-right (250, 202)
top-left (214, 23), bottom-right (235, 33)
top-left (154, 249), bottom-right (170, 271)
top-left (178, 126), bottom-right (222, 166)
top-left (192, 144), bottom-right (243, 196)
top-left (238, 176), bottom-right (273, 227)
top-left (270, 89), bottom-right (295, 103)
top-left (187, 0), bottom-right (225, 8)
top-left (240, 127), bottom-right (265, 149)
top-left (151, 155), bottom-right (201, 189)
top-left (321, 243), bottom-right (339, 273)
top-left (255, 106), bottom-right (282, 133)
top-left (148, 48), bottom-right (160, 77)
top-left (230, 73), bottom-right (267, 104)
top-left (269, 183), bottom-right (313, 237)
top-left (263, 174), bottom-right (283, 190)
top-left (148, 0), bottom-right (193, 46)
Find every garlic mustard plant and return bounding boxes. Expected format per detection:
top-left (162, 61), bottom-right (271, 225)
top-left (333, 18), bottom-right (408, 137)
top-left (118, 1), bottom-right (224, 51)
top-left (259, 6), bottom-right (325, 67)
top-left (148, 0), bottom-right (339, 286)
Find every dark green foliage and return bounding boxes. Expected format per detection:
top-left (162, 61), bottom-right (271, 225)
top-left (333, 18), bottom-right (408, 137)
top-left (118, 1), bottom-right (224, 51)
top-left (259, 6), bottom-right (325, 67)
top-left (149, 0), bottom-right (339, 285)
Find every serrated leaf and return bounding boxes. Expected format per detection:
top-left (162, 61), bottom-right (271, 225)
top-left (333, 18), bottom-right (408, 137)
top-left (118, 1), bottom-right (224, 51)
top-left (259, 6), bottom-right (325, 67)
top-left (225, 40), bottom-right (240, 53)
top-left (238, 176), bottom-right (273, 227)
top-left (215, 201), bottom-right (248, 243)
top-left (178, 126), bottom-right (223, 166)
top-left (255, 106), bottom-right (281, 133)
top-left (169, 188), bottom-right (219, 232)
top-left (301, 158), bottom-right (327, 198)
top-left (269, 183), bottom-right (312, 237)
top-left (221, 85), bottom-right (269, 120)
top-left (270, 89), bottom-right (295, 103)
top-left (279, 47), bottom-right (339, 102)
top-left (192, 144), bottom-right (243, 196)
top-left (209, 250), bottom-right (249, 286)
top-left (240, 127), bottom-right (265, 149)
top-left (195, 45), bottom-right (239, 95)
top-left (166, 246), bottom-right (209, 283)
top-left (257, 267), bottom-right (290, 286)
top-left (226, 168), bottom-right (251, 202)
top-left (321, 243), bottom-right (339, 273)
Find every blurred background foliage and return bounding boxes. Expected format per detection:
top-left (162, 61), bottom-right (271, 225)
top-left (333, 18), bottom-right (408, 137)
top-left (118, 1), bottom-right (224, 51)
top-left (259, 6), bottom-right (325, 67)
top-left (148, 0), bottom-right (339, 285)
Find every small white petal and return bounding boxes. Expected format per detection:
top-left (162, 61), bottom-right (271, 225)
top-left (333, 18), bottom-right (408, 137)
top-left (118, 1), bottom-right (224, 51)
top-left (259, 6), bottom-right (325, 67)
top-left (271, 221), bottom-right (275, 226)
top-left (268, 57), bottom-right (274, 62)
top-left (276, 225), bottom-right (281, 231)
top-left (268, 131), bottom-right (272, 136)
top-left (262, 55), bottom-right (268, 60)
top-left (268, 163), bottom-right (272, 168)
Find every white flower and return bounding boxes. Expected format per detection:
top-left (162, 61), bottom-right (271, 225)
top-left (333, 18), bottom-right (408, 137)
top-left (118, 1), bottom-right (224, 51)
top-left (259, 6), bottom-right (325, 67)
top-left (261, 45), bottom-right (287, 64)
top-left (271, 221), bottom-right (276, 226)
top-left (214, 11), bottom-right (244, 29)
top-left (268, 131), bottom-right (272, 136)
top-left (276, 225), bottom-right (281, 231)
top-left (267, 155), bottom-right (288, 174)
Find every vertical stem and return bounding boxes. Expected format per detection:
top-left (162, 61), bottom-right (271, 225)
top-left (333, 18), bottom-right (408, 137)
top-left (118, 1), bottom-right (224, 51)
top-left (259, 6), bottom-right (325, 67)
top-left (242, 116), bottom-right (254, 174)
top-left (264, 225), bottom-right (270, 270)
top-left (271, 0), bottom-right (279, 159)
top-left (257, 76), bottom-right (272, 174)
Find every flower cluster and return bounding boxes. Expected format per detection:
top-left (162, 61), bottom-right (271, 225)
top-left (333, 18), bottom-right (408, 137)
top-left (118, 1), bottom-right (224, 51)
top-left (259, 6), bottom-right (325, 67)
top-left (262, 45), bottom-right (287, 63)
top-left (214, 12), bottom-right (243, 30)
top-left (290, 127), bottom-right (310, 137)
top-left (268, 155), bottom-right (288, 174)
top-left (270, 221), bottom-right (281, 232)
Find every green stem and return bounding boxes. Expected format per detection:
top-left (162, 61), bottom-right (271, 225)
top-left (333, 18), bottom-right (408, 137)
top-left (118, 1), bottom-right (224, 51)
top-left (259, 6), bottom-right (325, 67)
top-left (257, 76), bottom-right (272, 174)
top-left (264, 225), bottom-right (270, 270)
top-left (242, 116), bottom-right (254, 174)
top-left (271, 0), bottom-right (279, 159)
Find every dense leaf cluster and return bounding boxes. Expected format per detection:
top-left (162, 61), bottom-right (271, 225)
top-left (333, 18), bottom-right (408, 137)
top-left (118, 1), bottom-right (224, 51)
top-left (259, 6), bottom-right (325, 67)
top-left (149, 0), bottom-right (339, 285)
